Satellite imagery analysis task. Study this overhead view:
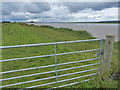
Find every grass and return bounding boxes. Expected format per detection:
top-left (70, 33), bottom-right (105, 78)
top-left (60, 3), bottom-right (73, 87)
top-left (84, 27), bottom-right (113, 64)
top-left (1, 23), bottom-right (119, 88)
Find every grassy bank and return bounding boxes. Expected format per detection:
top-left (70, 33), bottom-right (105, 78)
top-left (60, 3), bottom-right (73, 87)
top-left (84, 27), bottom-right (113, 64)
top-left (1, 23), bottom-right (118, 88)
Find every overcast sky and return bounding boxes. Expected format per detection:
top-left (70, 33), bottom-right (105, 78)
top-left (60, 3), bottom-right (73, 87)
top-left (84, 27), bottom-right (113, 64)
top-left (2, 1), bottom-right (119, 22)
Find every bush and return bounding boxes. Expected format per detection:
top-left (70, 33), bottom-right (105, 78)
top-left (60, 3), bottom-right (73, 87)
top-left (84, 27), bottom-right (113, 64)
top-left (40, 25), bottom-right (54, 29)
top-left (30, 21), bottom-right (34, 23)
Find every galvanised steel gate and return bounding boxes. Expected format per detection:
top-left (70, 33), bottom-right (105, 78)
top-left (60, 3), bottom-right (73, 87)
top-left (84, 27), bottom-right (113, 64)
top-left (0, 38), bottom-right (103, 88)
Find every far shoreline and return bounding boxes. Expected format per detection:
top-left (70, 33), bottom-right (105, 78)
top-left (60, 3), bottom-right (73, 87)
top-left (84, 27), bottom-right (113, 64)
top-left (28, 22), bottom-right (119, 24)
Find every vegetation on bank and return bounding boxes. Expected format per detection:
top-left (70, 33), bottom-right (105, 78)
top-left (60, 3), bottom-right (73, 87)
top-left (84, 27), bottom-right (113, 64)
top-left (1, 23), bottom-right (119, 88)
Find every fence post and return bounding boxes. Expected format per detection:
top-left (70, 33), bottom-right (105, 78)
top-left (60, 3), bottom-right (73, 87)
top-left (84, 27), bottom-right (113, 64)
top-left (101, 35), bottom-right (115, 77)
top-left (54, 42), bottom-right (58, 88)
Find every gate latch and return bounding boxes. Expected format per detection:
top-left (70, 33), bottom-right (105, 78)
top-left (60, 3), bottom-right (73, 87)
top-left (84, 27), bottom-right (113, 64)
top-left (95, 49), bottom-right (104, 57)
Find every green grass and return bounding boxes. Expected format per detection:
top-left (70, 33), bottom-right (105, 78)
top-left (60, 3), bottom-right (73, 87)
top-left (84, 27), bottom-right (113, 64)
top-left (1, 23), bottom-right (118, 88)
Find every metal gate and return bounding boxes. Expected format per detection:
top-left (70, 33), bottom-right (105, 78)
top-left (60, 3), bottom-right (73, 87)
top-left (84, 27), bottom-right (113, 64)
top-left (0, 38), bottom-right (103, 88)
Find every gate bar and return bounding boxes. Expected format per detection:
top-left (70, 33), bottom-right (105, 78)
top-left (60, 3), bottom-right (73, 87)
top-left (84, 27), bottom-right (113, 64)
top-left (0, 39), bottom-right (102, 49)
top-left (0, 63), bottom-right (99, 81)
top-left (0, 49), bottom-right (100, 62)
top-left (26, 72), bottom-right (99, 88)
top-left (1, 58), bottom-right (99, 74)
top-left (0, 68), bottom-right (98, 88)
top-left (52, 79), bottom-right (90, 89)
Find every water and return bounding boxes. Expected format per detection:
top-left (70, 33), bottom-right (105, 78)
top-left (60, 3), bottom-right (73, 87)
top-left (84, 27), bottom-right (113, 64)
top-left (28, 23), bottom-right (119, 42)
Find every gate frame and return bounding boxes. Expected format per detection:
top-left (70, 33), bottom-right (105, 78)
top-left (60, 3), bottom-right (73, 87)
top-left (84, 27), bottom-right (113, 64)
top-left (0, 38), bottom-right (103, 88)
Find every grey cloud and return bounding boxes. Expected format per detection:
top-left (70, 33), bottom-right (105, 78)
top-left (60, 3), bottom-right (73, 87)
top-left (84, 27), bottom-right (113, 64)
top-left (63, 2), bottom-right (118, 12)
top-left (24, 2), bottom-right (51, 13)
top-left (2, 2), bottom-right (23, 15)
top-left (2, 10), bottom-right (11, 15)
top-left (2, 2), bottom-right (51, 15)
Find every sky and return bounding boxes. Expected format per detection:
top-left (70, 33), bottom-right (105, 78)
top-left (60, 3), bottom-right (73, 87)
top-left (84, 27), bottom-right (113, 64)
top-left (1, 0), bottom-right (119, 22)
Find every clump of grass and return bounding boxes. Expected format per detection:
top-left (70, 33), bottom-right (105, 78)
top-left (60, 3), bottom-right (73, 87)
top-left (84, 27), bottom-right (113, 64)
top-left (57, 28), bottom-right (73, 31)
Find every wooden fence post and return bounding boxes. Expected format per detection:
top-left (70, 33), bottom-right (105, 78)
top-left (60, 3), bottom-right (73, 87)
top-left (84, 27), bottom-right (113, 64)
top-left (101, 34), bottom-right (115, 77)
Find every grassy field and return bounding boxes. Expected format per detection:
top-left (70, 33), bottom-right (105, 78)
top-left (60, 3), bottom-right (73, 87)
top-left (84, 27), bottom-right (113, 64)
top-left (1, 23), bottom-right (119, 88)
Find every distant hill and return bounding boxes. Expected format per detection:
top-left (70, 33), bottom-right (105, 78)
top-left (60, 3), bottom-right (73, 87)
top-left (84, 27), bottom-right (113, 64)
top-left (98, 20), bottom-right (120, 23)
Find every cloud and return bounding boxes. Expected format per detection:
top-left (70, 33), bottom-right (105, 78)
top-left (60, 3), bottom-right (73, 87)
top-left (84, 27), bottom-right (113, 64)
top-left (31, 2), bottom-right (118, 22)
top-left (23, 2), bottom-right (51, 13)
top-left (2, 2), bottom-right (118, 22)
top-left (63, 2), bottom-right (118, 12)
top-left (2, 2), bottom-right (24, 15)
top-left (2, 2), bottom-right (51, 15)
top-left (70, 7), bottom-right (118, 21)
top-left (25, 18), bottom-right (42, 22)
